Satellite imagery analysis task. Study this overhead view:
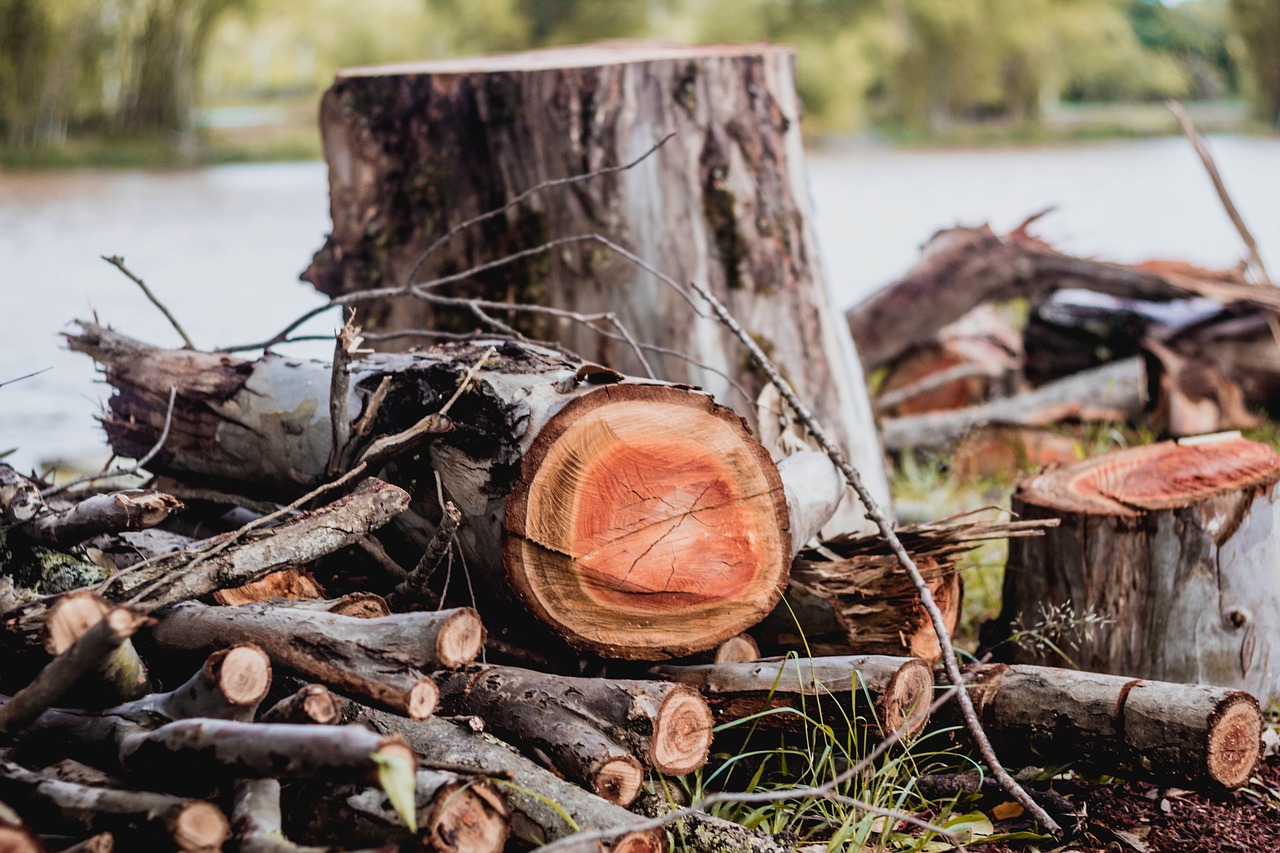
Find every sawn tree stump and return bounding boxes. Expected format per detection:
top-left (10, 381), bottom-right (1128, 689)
top-left (303, 42), bottom-right (890, 533)
top-left (990, 434), bottom-right (1280, 703)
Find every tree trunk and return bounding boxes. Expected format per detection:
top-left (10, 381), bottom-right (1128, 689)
top-left (989, 434), bottom-right (1280, 704)
top-left (936, 663), bottom-right (1262, 789)
top-left (304, 42), bottom-right (889, 533)
top-left (69, 324), bottom-right (845, 660)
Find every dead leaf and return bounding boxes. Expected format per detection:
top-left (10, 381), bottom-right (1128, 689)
top-left (990, 800), bottom-right (1024, 820)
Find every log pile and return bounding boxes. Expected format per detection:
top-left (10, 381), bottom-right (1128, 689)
top-left (850, 216), bottom-right (1280, 452)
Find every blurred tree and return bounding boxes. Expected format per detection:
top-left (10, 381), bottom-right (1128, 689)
top-left (1230, 0), bottom-right (1280, 125)
top-left (1128, 0), bottom-right (1239, 99)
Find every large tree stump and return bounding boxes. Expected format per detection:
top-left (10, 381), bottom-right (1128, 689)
top-left (69, 324), bottom-right (844, 660)
top-left (990, 434), bottom-right (1280, 703)
top-left (303, 42), bottom-right (889, 533)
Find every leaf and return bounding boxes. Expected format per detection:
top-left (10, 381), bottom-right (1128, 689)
top-left (373, 750), bottom-right (418, 833)
top-left (990, 800), bottom-right (1024, 820)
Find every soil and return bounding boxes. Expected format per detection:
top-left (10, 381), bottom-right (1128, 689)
top-left (976, 752), bottom-right (1280, 852)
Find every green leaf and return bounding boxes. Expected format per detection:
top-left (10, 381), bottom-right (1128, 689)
top-left (373, 750), bottom-right (418, 833)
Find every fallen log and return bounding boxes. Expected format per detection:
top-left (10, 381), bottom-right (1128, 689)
top-left (434, 665), bottom-right (713, 805)
top-left (846, 221), bottom-right (1280, 371)
top-left (0, 467), bottom-right (182, 549)
top-left (305, 42), bottom-right (891, 534)
top-left (358, 707), bottom-right (667, 852)
top-left (2, 478), bottom-right (410, 649)
top-left (69, 325), bottom-right (844, 660)
top-left (0, 758), bottom-right (228, 851)
top-left (0, 818), bottom-right (41, 853)
top-left (232, 778), bottom-right (334, 853)
top-left (49, 831), bottom-right (114, 852)
top-left (211, 567), bottom-right (326, 607)
top-left (288, 769), bottom-right (510, 853)
top-left (150, 603), bottom-right (483, 719)
top-left (937, 663), bottom-right (1262, 789)
top-left (989, 434), bottom-right (1280, 704)
top-left (880, 356), bottom-right (1146, 452)
top-left (651, 655), bottom-right (934, 740)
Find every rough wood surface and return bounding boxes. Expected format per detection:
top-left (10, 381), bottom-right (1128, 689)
top-left (305, 42), bottom-right (890, 532)
top-left (211, 568), bottom-right (326, 607)
top-left (990, 435), bottom-right (1280, 703)
top-left (652, 655), bottom-right (934, 739)
top-left (150, 603), bottom-right (478, 719)
top-left (43, 592), bottom-right (150, 705)
top-left (938, 663), bottom-right (1262, 789)
top-left (359, 708), bottom-right (667, 852)
top-left (260, 684), bottom-right (345, 726)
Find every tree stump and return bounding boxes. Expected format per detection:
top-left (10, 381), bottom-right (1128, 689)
top-left (990, 434), bottom-right (1280, 703)
top-left (303, 42), bottom-right (889, 533)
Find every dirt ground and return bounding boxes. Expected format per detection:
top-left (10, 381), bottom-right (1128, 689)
top-left (979, 752), bottom-right (1280, 852)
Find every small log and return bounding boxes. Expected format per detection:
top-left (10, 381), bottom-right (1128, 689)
top-left (0, 820), bottom-right (41, 853)
top-left (69, 325), bottom-right (843, 660)
top-left (358, 708), bottom-right (667, 852)
top-left (52, 832), bottom-right (114, 853)
top-left (880, 357), bottom-right (1146, 453)
top-left (43, 593), bottom-right (149, 704)
top-left (0, 607), bottom-right (150, 737)
top-left (127, 644), bottom-right (272, 723)
top-left (651, 655), bottom-right (934, 739)
top-left (150, 603), bottom-right (483, 719)
top-left (291, 770), bottom-right (510, 852)
top-left (434, 666), bottom-right (713, 805)
top-left (2, 478), bottom-right (410, 648)
top-left (211, 568), bottom-right (326, 606)
top-left (260, 684), bottom-right (345, 726)
top-left (991, 435), bottom-right (1280, 703)
top-left (712, 634), bottom-right (760, 664)
top-left (938, 663), bottom-right (1263, 789)
top-left (0, 758), bottom-right (228, 851)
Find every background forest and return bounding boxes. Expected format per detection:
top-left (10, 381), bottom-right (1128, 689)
top-left (1, 0), bottom-right (1277, 165)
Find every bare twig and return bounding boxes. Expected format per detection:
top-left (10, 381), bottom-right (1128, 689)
top-left (1168, 100), bottom-right (1272, 285)
top-left (42, 385), bottom-right (177, 498)
top-left (0, 367), bottom-right (51, 389)
top-left (101, 256), bottom-right (195, 349)
top-left (326, 311), bottom-right (363, 477)
top-left (389, 501), bottom-right (461, 610)
top-left (687, 280), bottom-right (1062, 837)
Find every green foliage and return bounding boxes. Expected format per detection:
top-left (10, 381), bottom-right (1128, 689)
top-left (1230, 0), bottom-right (1280, 125)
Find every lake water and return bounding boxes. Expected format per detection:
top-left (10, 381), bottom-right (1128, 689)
top-left (2, 135), bottom-right (1278, 471)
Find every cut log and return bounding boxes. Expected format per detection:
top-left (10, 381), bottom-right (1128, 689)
top-left (651, 655), bottom-right (934, 739)
top-left (211, 568), bottom-right (326, 607)
top-left (0, 759), bottom-right (229, 851)
top-left (288, 770), bottom-right (510, 853)
top-left (260, 684), bottom-right (345, 726)
top-left (712, 634), bottom-right (760, 664)
top-left (434, 665), bottom-right (712, 804)
top-left (937, 664), bottom-right (1262, 789)
top-left (69, 325), bottom-right (844, 659)
top-left (51, 832), bottom-right (114, 853)
top-left (880, 357), bottom-right (1147, 453)
top-left (149, 603), bottom-right (480, 719)
top-left (43, 592), bottom-right (149, 705)
top-left (305, 42), bottom-right (890, 533)
top-left (0, 820), bottom-right (41, 853)
top-left (358, 708), bottom-right (667, 852)
top-left (276, 593), bottom-right (391, 619)
top-left (989, 435), bottom-right (1280, 704)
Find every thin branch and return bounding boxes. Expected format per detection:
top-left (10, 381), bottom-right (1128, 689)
top-left (41, 385), bottom-right (177, 498)
top-left (1168, 100), bottom-right (1271, 285)
top-left (0, 367), bottom-right (51, 389)
top-left (388, 501), bottom-right (461, 610)
top-left (101, 256), bottom-right (195, 349)
top-left (686, 280), bottom-right (1062, 838)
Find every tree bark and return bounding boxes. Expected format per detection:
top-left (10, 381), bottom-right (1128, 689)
top-left (989, 434), bottom-right (1280, 705)
top-left (260, 684), bottom-right (345, 726)
top-left (43, 592), bottom-right (150, 705)
top-left (434, 665), bottom-right (713, 804)
top-left (69, 324), bottom-right (844, 660)
top-left (936, 663), bottom-right (1262, 789)
top-left (651, 655), bottom-right (934, 740)
top-left (0, 759), bottom-right (228, 851)
top-left (358, 708), bottom-right (667, 852)
top-left (305, 43), bottom-right (890, 533)
top-left (150, 603), bottom-right (478, 720)
top-left (630, 794), bottom-right (796, 853)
